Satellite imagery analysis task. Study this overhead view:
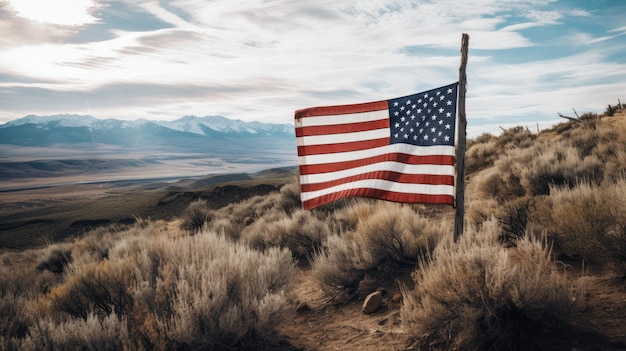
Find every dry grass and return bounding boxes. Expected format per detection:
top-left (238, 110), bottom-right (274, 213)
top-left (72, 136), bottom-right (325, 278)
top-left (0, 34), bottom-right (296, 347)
top-left (312, 201), bottom-right (449, 302)
top-left (178, 199), bottom-right (212, 232)
top-left (1, 221), bottom-right (296, 351)
top-left (401, 221), bottom-right (579, 351)
top-left (536, 178), bottom-right (626, 273)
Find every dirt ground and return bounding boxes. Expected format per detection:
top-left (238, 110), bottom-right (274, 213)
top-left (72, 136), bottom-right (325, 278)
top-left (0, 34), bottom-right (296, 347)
top-left (278, 269), bottom-right (626, 351)
top-left (278, 270), bottom-right (407, 351)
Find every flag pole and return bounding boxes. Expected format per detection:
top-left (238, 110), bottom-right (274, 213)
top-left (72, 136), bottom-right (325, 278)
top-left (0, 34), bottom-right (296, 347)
top-left (454, 33), bottom-right (469, 242)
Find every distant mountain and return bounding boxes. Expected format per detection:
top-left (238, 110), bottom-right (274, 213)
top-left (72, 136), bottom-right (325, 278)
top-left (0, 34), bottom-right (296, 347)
top-left (153, 115), bottom-right (294, 136)
top-left (0, 114), bottom-right (297, 183)
top-left (0, 114), bottom-right (293, 143)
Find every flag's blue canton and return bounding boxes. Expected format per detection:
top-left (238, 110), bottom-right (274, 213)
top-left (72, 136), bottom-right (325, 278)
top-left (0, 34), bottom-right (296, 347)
top-left (388, 83), bottom-right (458, 147)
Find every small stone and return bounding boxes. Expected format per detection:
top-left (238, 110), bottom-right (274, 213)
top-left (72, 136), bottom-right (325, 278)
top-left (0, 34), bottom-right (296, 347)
top-left (362, 291), bottom-right (383, 314)
top-left (391, 292), bottom-right (403, 303)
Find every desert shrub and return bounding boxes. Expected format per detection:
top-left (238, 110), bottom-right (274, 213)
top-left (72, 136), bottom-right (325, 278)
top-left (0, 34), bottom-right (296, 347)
top-left (203, 192), bottom-right (285, 240)
top-left (48, 258), bottom-right (135, 320)
top-left (0, 249), bottom-right (61, 300)
top-left (70, 224), bottom-right (126, 264)
top-left (16, 220), bottom-right (297, 350)
top-left (536, 180), bottom-right (626, 272)
top-left (36, 242), bottom-right (73, 274)
top-left (465, 198), bottom-right (498, 229)
top-left (521, 147), bottom-right (603, 195)
top-left (179, 199), bottom-right (212, 232)
top-left (324, 198), bottom-right (377, 233)
top-left (0, 296), bottom-right (31, 348)
top-left (547, 119), bottom-right (579, 135)
top-left (276, 180), bottom-right (302, 213)
top-left (563, 120), bottom-right (626, 183)
top-left (478, 167), bottom-right (525, 201)
top-left (495, 125), bottom-right (536, 149)
top-left (497, 196), bottom-right (538, 242)
top-left (468, 132), bottom-right (496, 147)
top-left (563, 123), bottom-right (601, 157)
top-left (578, 112), bottom-right (600, 122)
top-left (481, 143), bottom-right (604, 199)
top-left (243, 209), bottom-right (330, 262)
top-left (603, 147), bottom-right (626, 183)
top-left (479, 124), bottom-right (625, 200)
top-left (199, 180), bottom-right (305, 241)
top-left (605, 104), bottom-right (618, 116)
top-left (21, 313), bottom-right (129, 351)
top-left (133, 231), bottom-right (296, 350)
top-left (312, 202), bottom-right (447, 302)
top-left (311, 234), bottom-right (375, 303)
top-left (0, 248), bottom-right (71, 350)
top-left (401, 221), bottom-right (578, 351)
top-left (465, 138), bottom-right (498, 174)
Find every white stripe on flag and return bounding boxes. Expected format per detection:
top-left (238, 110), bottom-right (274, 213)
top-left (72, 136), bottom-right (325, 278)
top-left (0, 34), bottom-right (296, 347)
top-left (300, 180), bottom-right (454, 202)
top-left (298, 144), bottom-right (455, 165)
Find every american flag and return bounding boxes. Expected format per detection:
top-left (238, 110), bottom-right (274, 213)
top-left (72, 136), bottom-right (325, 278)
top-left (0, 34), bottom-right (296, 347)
top-left (295, 82), bottom-right (458, 210)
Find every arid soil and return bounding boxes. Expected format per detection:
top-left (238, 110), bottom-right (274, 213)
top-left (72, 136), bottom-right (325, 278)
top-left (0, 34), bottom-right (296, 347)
top-left (278, 268), bottom-right (626, 351)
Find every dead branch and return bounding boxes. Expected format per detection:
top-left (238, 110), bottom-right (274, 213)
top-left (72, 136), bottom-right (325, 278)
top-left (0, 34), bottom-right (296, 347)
top-left (558, 113), bottom-right (581, 122)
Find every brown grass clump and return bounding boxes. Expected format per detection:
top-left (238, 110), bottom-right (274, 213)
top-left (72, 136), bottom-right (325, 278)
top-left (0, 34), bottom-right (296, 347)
top-left (465, 134), bottom-right (498, 174)
top-left (179, 199), bottom-right (212, 232)
top-left (536, 179), bottom-right (626, 273)
top-left (312, 202), bottom-right (448, 302)
top-left (495, 126), bottom-right (536, 150)
top-left (520, 145), bottom-right (604, 196)
top-left (196, 182), bottom-right (302, 240)
top-left (401, 221), bottom-right (578, 351)
top-left (35, 242), bottom-right (73, 274)
top-left (243, 209), bottom-right (330, 262)
top-left (47, 258), bottom-right (135, 320)
top-left (21, 313), bottom-right (129, 351)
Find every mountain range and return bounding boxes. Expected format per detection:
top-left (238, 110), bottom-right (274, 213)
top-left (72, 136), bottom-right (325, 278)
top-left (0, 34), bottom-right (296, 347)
top-left (0, 114), bottom-right (294, 147)
top-left (0, 114), bottom-right (297, 186)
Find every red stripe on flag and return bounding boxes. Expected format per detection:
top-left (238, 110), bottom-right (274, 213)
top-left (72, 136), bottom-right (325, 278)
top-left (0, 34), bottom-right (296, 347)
top-left (297, 138), bottom-right (389, 156)
top-left (299, 154), bottom-right (454, 175)
top-left (301, 172), bottom-right (454, 192)
top-left (295, 119), bottom-right (389, 137)
top-left (295, 100), bottom-right (388, 118)
top-left (302, 189), bottom-right (453, 210)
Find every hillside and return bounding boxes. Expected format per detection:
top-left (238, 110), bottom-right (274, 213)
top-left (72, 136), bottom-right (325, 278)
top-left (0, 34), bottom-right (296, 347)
top-left (0, 168), bottom-right (296, 250)
top-left (1, 105), bottom-right (625, 350)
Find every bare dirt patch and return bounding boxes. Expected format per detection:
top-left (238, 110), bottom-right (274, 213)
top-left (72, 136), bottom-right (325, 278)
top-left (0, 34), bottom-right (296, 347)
top-left (278, 270), bottom-right (408, 351)
top-left (277, 267), bottom-right (626, 351)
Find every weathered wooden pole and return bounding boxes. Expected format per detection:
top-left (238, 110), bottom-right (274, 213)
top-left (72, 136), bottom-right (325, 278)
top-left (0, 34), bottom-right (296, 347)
top-left (453, 33), bottom-right (469, 242)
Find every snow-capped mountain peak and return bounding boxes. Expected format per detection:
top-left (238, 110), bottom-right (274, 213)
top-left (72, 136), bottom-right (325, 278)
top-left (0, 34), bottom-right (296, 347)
top-left (1, 114), bottom-right (294, 137)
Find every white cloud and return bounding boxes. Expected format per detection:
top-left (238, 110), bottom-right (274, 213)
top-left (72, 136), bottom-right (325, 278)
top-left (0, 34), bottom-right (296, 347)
top-left (7, 0), bottom-right (101, 26)
top-left (0, 0), bottom-right (623, 130)
top-left (568, 8), bottom-right (591, 17)
top-left (524, 9), bottom-right (562, 24)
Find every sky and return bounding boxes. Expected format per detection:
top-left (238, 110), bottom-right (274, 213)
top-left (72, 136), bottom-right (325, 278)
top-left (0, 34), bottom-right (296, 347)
top-left (1, 0), bottom-right (625, 136)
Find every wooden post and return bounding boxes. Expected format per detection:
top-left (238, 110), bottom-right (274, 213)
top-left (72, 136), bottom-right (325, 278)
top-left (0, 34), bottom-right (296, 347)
top-left (454, 33), bottom-right (469, 242)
